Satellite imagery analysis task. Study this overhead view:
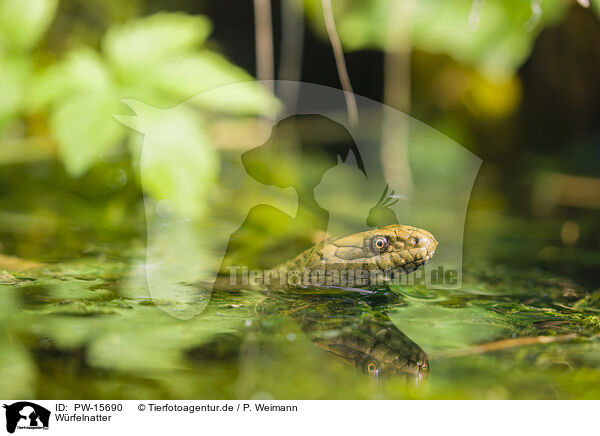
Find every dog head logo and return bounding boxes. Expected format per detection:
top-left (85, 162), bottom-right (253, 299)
top-left (3, 402), bottom-right (50, 434)
top-left (116, 81), bottom-right (481, 318)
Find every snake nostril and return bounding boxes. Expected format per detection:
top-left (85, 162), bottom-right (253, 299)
top-left (416, 237), bottom-right (429, 248)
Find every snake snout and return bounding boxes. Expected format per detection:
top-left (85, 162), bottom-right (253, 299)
top-left (416, 236), bottom-right (430, 248)
top-left (413, 230), bottom-right (438, 256)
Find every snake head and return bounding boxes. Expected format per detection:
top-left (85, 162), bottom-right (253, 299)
top-left (324, 224), bottom-right (438, 275)
top-left (360, 349), bottom-right (430, 384)
top-left (319, 312), bottom-right (431, 384)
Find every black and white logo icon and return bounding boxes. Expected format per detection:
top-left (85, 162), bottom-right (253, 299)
top-left (3, 402), bottom-right (50, 434)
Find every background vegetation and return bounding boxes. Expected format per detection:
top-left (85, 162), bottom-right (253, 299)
top-left (0, 0), bottom-right (599, 399)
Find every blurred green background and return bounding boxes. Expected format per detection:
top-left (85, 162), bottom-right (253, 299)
top-left (1, 0), bottom-right (600, 399)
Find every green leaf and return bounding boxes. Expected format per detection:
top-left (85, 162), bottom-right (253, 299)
top-left (0, 0), bottom-right (58, 51)
top-left (0, 342), bottom-right (35, 398)
top-left (102, 12), bottom-right (212, 82)
top-left (117, 100), bottom-right (219, 219)
top-left (147, 51), bottom-right (279, 114)
top-left (29, 48), bottom-right (113, 111)
top-left (389, 304), bottom-right (508, 352)
top-left (411, 0), bottom-right (566, 78)
top-left (190, 80), bottom-right (279, 115)
top-left (50, 90), bottom-right (125, 176)
top-left (305, 0), bottom-right (567, 78)
top-left (86, 311), bottom-right (244, 373)
top-left (33, 50), bottom-right (123, 176)
top-left (329, 0), bottom-right (389, 50)
top-left (0, 55), bottom-right (31, 121)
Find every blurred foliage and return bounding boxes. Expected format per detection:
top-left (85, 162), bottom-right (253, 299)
top-left (118, 101), bottom-right (217, 220)
top-left (304, 0), bottom-right (567, 78)
top-left (427, 65), bottom-right (522, 119)
top-left (0, 0), bottom-right (57, 126)
top-left (0, 207), bottom-right (599, 399)
top-left (0, 0), bottom-right (599, 400)
top-left (1, 3), bottom-right (275, 218)
top-left (0, 0), bottom-right (595, 213)
top-left (35, 12), bottom-right (273, 217)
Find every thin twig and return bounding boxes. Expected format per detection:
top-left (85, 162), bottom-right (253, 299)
top-left (468, 0), bottom-right (484, 31)
top-left (253, 0), bottom-right (274, 93)
top-left (525, 0), bottom-right (542, 31)
top-left (435, 334), bottom-right (578, 359)
top-left (279, 0), bottom-right (305, 110)
top-left (554, 302), bottom-right (600, 313)
top-left (321, 0), bottom-right (358, 126)
top-left (381, 0), bottom-right (413, 199)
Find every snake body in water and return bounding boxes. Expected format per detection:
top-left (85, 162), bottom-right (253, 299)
top-left (273, 225), bottom-right (437, 381)
top-left (215, 224), bottom-right (438, 382)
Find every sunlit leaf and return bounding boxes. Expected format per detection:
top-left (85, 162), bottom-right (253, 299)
top-left (389, 304), bottom-right (509, 352)
top-left (305, 0), bottom-right (567, 78)
top-left (190, 81), bottom-right (278, 116)
top-left (117, 100), bottom-right (219, 219)
top-left (87, 312), bottom-right (243, 373)
top-left (0, 0), bottom-right (58, 51)
top-left (147, 51), bottom-right (279, 114)
top-left (50, 90), bottom-right (125, 176)
top-left (23, 9), bottom-right (277, 218)
top-left (29, 48), bottom-right (113, 110)
top-left (0, 342), bottom-right (35, 398)
top-left (593, 0), bottom-right (600, 17)
top-left (0, 55), bottom-right (30, 121)
top-left (411, 0), bottom-right (566, 78)
top-left (103, 12), bottom-right (212, 81)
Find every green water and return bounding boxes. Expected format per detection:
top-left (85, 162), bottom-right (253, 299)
top-left (1, 201), bottom-right (599, 399)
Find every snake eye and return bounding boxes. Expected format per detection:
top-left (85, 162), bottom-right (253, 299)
top-left (367, 362), bottom-right (378, 373)
top-left (370, 236), bottom-right (388, 253)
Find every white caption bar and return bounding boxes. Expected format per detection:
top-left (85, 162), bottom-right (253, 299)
top-left (0, 400), bottom-right (597, 436)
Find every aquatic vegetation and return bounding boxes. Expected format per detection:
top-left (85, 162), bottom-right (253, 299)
top-left (0, 206), bottom-right (598, 399)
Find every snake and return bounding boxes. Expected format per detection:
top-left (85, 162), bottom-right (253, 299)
top-left (212, 224), bottom-right (437, 382)
top-left (261, 224), bottom-right (438, 291)
top-left (284, 294), bottom-right (430, 383)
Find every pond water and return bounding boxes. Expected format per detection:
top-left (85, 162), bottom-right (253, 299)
top-left (1, 199), bottom-right (598, 399)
